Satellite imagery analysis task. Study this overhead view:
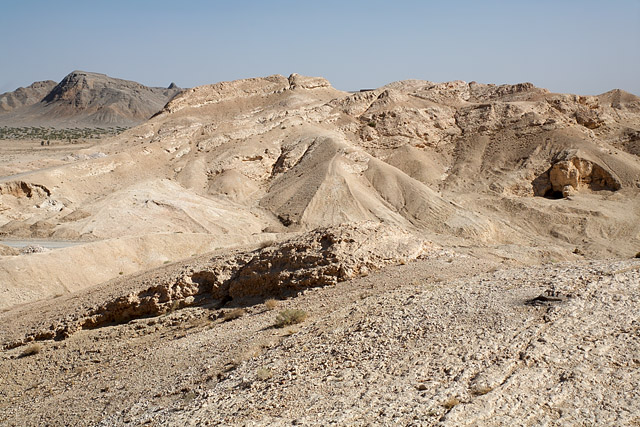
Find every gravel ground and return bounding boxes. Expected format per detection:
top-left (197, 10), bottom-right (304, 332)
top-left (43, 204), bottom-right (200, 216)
top-left (2, 251), bottom-right (638, 426)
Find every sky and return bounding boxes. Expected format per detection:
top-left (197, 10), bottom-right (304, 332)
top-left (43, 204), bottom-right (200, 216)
top-left (1, 0), bottom-right (639, 95)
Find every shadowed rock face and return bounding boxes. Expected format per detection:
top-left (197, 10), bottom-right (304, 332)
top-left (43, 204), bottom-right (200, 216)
top-left (0, 181), bottom-right (50, 198)
top-left (0, 71), bottom-right (182, 127)
top-left (549, 158), bottom-right (621, 192)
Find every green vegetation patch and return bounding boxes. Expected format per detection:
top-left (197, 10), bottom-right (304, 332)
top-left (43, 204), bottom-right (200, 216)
top-left (0, 126), bottom-right (128, 141)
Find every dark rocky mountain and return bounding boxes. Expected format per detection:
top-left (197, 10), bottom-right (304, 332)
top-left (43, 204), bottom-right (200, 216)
top-left (0, 71), bottom-right (182, 127)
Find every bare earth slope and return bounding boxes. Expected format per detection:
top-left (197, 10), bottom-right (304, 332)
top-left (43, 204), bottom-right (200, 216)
top-left (0, 71), bottom-right (181, 127)
top-left (0, 74), bottom-right (639, 425)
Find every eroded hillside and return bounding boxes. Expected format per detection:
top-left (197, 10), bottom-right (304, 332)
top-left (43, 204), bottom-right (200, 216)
top-left (1, 73), bottom-right (639, 426)
top-left (1, 73), bottom-right (639, 308)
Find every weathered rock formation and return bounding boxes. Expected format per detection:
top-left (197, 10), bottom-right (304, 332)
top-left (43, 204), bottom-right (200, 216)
top-left (533, 154), bottom-right (621, 198)
top-left (0, 181), bottom-right (50, 198)
top-left (11, 222), bottom-right (432, 343)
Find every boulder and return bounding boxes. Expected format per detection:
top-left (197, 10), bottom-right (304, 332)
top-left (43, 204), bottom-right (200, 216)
top-left (575, 109), bottom-right (604, 129)
top-left (288, 73), bottom-right (331, 90)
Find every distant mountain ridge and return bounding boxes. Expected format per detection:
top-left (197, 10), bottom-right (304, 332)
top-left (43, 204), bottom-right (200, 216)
top-left (0, 80), bottom-right (57, 112)
top-left (0, 71), bottom-right (182, 128)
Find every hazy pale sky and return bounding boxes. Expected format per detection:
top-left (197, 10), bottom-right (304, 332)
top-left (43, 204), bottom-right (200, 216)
top-left (1, 0), bottom-right (639, 95)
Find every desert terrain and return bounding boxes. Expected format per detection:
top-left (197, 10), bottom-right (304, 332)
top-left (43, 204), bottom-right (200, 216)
top-left (1, 72), bottom-right (639, 425)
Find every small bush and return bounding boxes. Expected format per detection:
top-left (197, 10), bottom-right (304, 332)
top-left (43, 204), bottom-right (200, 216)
top-left (223, 308), bottom-right (246, 322)
top-left (635, 252), bottom-right (640, 259)
top-left (470, 385), bottom-right (493, 396)
top-left (274, 309), bottom-right (307, 328)
top-left (367, 121), bottom-right (376, 128)
top-left (256, 367), bottom-right (273, 381)
top-left (187, 316), bottom-right (213, 329)
top-left (442, 397), bottom-right (460, 410)
top-left (21, 343), bottom-right (42, 357)
top-left (264, 299), bottom-right (278, 310)
top-left (283, 327), bottom-right (298, 336)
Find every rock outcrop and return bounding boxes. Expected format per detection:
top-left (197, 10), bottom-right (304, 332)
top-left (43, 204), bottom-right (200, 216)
top-left (161, 73), bottom-right (333, 115)
top-left (288, 73), bottom-right (331, 90)
top-left (0, 181), bottom-right (50, 198)
top-left (533, 154), bottom-right (622, 198)
top-left (14, 222), bottom-right (432, 341)
top-left (81, 221), bottom-right (430, 326)
top-left (161, 75), bottom-right (290, 114)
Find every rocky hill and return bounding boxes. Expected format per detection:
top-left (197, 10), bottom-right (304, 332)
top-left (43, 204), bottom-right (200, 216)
top-left (0, 73), bottom-right (639, 425)
top-left (0, 80), bottom-right (57, 113)
top-left (0, 71), bottom-right (181, 127)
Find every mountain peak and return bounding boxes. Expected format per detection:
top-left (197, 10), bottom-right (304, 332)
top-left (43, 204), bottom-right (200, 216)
top-left (0, 71), bottom-right (183, 127)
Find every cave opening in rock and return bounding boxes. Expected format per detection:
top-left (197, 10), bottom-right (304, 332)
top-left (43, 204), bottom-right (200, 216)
top-left (533, 156), bottom-right (622, 199)
top-left (543, 189), bottom-right (564, 199)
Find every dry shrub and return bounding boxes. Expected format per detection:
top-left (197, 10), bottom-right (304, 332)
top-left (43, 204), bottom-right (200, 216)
top-left (470, 385), bottom-right (493, 396)
top-left (259, 239), bottom-right (276, 249)
top-left (264, 299), bottom-right (278, 310)
top-left (223, 308), bottom-right (246, 322)
top-left (256, 367), bottom-right (273, 381)
top-left (187, 316), bottom-right (213, 329)
top-left (21, 343), bottom-right (42, 357)
top-left (442, 397), bottom-right (460, 410)
top-left (635, 252), bottom-right (640, 259)
top-left (274, 309), bottom-right (307, 328)
top-left (283, 327), bottom-right (299, 336)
